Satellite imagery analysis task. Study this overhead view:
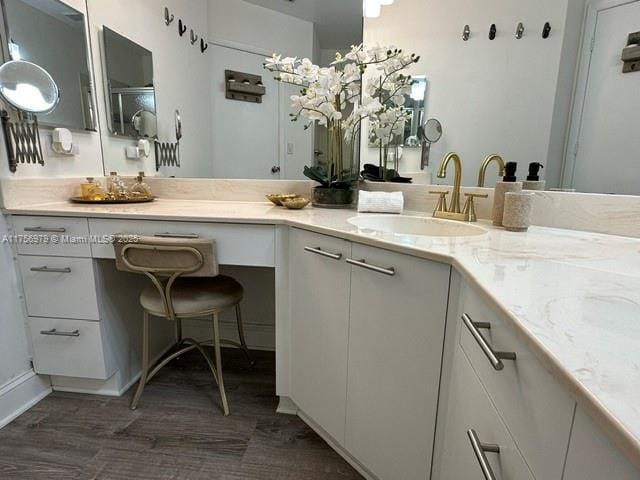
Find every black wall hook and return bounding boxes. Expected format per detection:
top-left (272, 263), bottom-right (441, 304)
top-left (190, 29), bottom-right (198, 45)
top-left (200, 38), bottom-right (208, 53)
top-left (178, 19), bottom-right (187, 36)
top-left (489, 24), bottom-right (497, 40)
top-left (164, 7), bottom-right (174, 26)
top-left (542, 22), bottom-right (551, 39)
top-left (462, 25), bottom-right (470, 41)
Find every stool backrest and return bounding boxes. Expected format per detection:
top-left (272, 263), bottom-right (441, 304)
top-left (113, 235), bottom-right (218, 319)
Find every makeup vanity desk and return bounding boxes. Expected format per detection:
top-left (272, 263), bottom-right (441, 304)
top-left (5, 198), bottom-right (640, 480)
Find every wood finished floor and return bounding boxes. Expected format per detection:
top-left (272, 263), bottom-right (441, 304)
top-left (0, 349), bottom-right (364, 480)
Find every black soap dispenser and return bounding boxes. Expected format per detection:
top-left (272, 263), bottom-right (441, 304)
top-left (523, 162), bottom-right (546, 190)
top-left (492, 161), bottom-right (523, 226)
top-left (503, 162), bottom-right (518, 182)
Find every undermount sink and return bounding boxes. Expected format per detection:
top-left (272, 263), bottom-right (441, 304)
top-left (348, 215), bottom-right (487, 237)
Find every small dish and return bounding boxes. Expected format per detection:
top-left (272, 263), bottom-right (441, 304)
top-left (266, 193), bottom-right (298, 206)
top-left (281, 196), bottom-right (310, 210)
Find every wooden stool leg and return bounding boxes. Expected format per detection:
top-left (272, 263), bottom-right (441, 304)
top-left (130, 311), bottom-right (150, 410)
top-left (235, 304), bottom-right (255, 365)
top-left (212, 313), bottom-right (230, 416)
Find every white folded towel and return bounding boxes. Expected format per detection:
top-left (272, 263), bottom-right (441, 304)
top-left (357, 191), bottom-right (404, 214)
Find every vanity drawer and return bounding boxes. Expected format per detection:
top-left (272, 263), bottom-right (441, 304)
top-left (11, 216), bottom-right (91, 257)
top-left (436, 346), bottom-right (534, 480)
top-left (458, 282), bottom-right (574, 480)
top-left (19, 256), bottom-right (99, 320)
top-left (27, 317), bottom-right (115, 380)
top-left (88, 219), bottom-right (275, 267)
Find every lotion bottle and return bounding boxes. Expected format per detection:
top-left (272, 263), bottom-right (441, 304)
top-left (492, 162), bottom-right (523, 226)
top-left (523, 162), bottom-right (546, 191)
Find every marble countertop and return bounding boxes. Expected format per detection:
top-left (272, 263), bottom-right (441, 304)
top-left (5, 198), bottom-right (640, 468)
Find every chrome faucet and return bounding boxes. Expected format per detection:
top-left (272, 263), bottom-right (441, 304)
top-left (477, 154), bottom-right (505, 187)
top-left (429, 152), bottom-right (487, 222)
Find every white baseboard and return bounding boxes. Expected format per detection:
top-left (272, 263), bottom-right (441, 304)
top-left (0, 370), bottom-right (51, 429)
top-left (276, 395), bottom-right (299, 415)
top-left (298, 410), bottom-right (378, 480)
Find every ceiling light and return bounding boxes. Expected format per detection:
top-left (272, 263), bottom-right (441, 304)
top-left (364, 0), bottom-right (381, 18)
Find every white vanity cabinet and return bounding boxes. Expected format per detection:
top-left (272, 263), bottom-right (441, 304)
top-left (457, 281), bottom-right (575, 480)
top-left (563, 406), bottom-right (640, 480)
top-left (11, 216), bottom-right (115, 381)
top-left (289, 228), bottom-right (451, 480)
top-left (434, 274), bottom-right (577, 480)
top-left (289, 228), bottom-right (352, 445)
top-left (436, 345), bottom-right (535, 480)
top-left (345, 243), bottom-right (450, 480)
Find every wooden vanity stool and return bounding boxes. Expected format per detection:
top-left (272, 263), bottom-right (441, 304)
top-left (113, 235), bottom-right (253, 415)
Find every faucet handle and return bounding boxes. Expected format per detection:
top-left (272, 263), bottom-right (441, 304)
top-left (462, 193), bottom-right (488, 222)
top-left (429, 190), bottom-right (449, 213)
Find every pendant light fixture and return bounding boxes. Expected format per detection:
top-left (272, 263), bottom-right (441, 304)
top-left (364, 0), bottom-right (394, 18)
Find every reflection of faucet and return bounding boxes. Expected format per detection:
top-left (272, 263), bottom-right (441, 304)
top-left (438, 152), bottom-right (463, 213)
top-left (429, 152), bottom-right (487, 222)
top-left (477, 154), bottom-right (505, 187)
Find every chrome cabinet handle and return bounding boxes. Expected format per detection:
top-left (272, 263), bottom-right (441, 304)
top-left (468, 429), bottom-right (500, 480)
top-left (30, 266), bottom-right (72, 273)
top-left (23, 226), bottom-right (66, 233)
top-left (304, 246), bottom-right (342, 260)
top-left (40, 328), bottom-right (80, 337)
top-left (346, 258), bottom-right (396, 277)
top-left (462, 313), bottom-right (516, 371)
top-left (154, 233), bottom-right (200, 239)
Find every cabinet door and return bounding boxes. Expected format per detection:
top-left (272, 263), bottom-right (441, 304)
top-left (345, 244), bottom-right (450, 480)
top-left (289, 228), bottom-right (351, 445)
top-left (435, 347), bottom-right (535, 480)
top-left (563, 406), bottom-right (640, 480)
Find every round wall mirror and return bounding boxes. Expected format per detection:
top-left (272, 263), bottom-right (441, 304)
top-left (0, 60), bottom-right (59, 114)
top-left (423, 118), bottom-right (443, 143)
top-left (132, 109), bottom-right (158, 138)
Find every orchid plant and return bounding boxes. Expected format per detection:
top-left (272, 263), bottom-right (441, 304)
top-left (264, 44), bottom-right (419, 188)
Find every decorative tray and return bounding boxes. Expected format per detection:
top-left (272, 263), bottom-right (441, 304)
top-left (70, 196), bottom-right (156, 204)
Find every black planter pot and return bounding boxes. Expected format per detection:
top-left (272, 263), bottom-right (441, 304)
top-left (312, 187), bottom-right (355, 208)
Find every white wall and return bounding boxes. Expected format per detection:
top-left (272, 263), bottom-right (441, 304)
top-left (0, 215), bottom-right (30, 387)
top-left (362, 0), bottom-right (586, 187)
top-left (87, 0), bottom-right (213, 178)
top-left (208, 0), bottom-right (315, 180)
top-left (0, 0), bottom-right (97, 403)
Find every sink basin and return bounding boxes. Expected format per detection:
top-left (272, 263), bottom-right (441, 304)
top-left (348, 215), bottom-right (487, 237)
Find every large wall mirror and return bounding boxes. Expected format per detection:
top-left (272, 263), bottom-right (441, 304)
top-left (361, 0), bottom-right (640, 194)
top-left (0, 0), bottom-right (95, 130)
top-left (88, 0), bottom-right (364, 179)
top-left (80, 0), bottom-right (638, 195)
top-left (102, 26), bottom-right (156, 139)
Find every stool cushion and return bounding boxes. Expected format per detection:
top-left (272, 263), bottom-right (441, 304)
top-left (141, 275), bottom-right (243, 317)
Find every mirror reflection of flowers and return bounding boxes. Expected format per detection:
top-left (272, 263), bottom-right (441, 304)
top-left (264, 44), bottom-right (419, 201)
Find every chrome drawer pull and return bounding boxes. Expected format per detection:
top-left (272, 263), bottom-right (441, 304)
top-left (462, 313), bottom-right (516, 371)
top-left (154, 233), bottom-right (200, 239)
top-left (346, 258), bottom-right (396, 277)
top-left (23, 226), bottom-right (66, 233)
top-left (30, 266), bottom-right (72, 273)
top-left (304, 246), bottom-right (342, 260)
top-left (468, 429), bottom-right (500, 480)
top-left (40, 328), bottom-right (80, 337)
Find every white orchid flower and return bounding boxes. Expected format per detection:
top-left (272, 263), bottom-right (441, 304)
top-left (264, 53), bottom-right (282, 69)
